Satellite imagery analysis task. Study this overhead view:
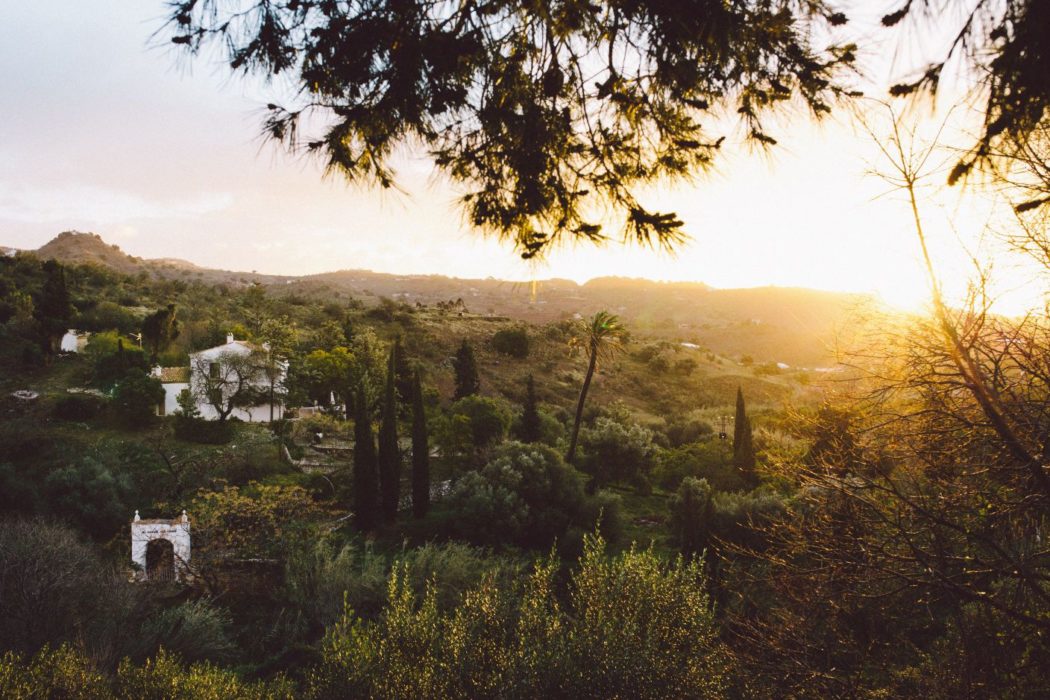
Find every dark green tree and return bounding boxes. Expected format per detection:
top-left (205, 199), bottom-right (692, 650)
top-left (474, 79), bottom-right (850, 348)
top-left (669, 477), bottom-right (713, 559)
top-left (732, 387), bottom-right (756, 484)
top-left (378, 344), bottom-right (401, 522)
top-left (352, 384), bottom-right (379, 531)
top-left (411, 371), bottom-right (430, 519)
top-left (452, 339), bottom-right (480, 400)
top-left (34, 260), bottom-right (71, 356)
top-left (112, 370), bottom-right (165, 429)
top-left (519, 374), bottom-right (542, 444)
top-left (141, 303), bottom-right (180, 363)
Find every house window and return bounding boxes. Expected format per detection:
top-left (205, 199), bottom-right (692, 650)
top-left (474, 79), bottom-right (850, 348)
top-left (209, 361), bottom-right (219, 379)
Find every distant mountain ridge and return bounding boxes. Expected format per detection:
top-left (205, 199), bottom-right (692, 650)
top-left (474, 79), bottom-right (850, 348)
top-left (14, 231), bottom-right (880, 366)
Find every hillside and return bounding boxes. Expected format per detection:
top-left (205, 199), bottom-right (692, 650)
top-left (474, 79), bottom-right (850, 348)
top-left (19, 231), bottom-right (881, 366)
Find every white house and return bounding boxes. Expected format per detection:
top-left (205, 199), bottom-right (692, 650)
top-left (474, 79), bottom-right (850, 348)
top-left (60, 329), bottom-right (90, 353)
top-left (157, 333), bottom-right (287, 422)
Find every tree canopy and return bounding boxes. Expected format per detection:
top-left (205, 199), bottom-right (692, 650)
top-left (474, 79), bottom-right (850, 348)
top-left (164, 0), bottom-right (859, 257)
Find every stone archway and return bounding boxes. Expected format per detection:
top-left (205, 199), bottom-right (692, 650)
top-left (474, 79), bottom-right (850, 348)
top-left (131, 511), bottom-right (191, 582)
top-left (145, 538), bottom-right (175, 582)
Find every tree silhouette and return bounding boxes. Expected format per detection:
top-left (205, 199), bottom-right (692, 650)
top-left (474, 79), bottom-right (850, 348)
top-left (378, 343), bottom-right (401, 523)
top-left (352, 384), bottom-right (379, 531)
top-left (452, 340), bottom-right (480, 400)
top-left (732, 387), bottom-right (756, 484)
top-left (411, 371), bottom-right (430, 519)
top-left (34, 260), bottom-right (71, 356)
top-left (141, 304), bottom-right (180, 363)
top-left (519, 374), bottom-right (542, 444)
top-left (566, 311), bottom-right (624, 464)
top-left (163, 1), bottom-right (859, 258)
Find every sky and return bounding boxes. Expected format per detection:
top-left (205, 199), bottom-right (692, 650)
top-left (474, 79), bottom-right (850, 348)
top-left (1, 1), bottom-right (1045, 314)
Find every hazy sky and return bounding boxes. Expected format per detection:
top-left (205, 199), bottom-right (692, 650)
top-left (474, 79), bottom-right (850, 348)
top-left (1, 2), bottom-right (1044, 312)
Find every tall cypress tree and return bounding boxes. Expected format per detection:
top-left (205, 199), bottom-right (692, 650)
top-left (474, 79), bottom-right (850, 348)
top-left (411, 371), bottom-right (430, 519)
top-left (452, 339), bottom-right (480, 399)
top-left (732, 387), bottom-right (757, 484)
top-left (378, 343), bottom-right (401, 522)
top-left (519, 374), bottom-right (542, 443)
top-left (35, 259), bottom-right (71, 356)
top-left (353, 384), bottom-right (379, 531)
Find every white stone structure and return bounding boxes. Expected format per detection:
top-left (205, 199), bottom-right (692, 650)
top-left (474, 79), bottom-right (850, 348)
top-left (131, 510), bottom-right (191, 582)
top-left (60, 329), bottom-right (90, 353)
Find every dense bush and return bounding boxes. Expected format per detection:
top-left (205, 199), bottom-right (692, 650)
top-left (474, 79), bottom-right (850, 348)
top-left (112, 370), bottom-right (164, 428)
top-left (446, 441), bottom-right (588, 548)
top-left (51, 393), bottom-right (106, 421)
top-left (653, 440), bottom-right (743, 492)
top-left (309, 534), bottom-right (728, 699)
top-left (579, 413), bottom-right (655, 488)
top-left (174, 416), bottom-right (234, 444)
top-left (448, 395), bottom-right (512, 449)
top-left (491, 327), bottom-right (529, 358)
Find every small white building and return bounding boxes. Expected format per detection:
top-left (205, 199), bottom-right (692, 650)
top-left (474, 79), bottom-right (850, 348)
top-left (60, 329), bottom-right (90, 353)
top-left (131, 510), bottom-right (191, 582)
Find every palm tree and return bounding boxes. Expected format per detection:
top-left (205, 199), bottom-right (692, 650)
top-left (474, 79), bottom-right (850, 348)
top-left (566, 311), bottom-right (625, 464)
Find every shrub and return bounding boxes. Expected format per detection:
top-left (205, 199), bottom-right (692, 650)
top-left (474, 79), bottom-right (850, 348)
top-left (112, 370), bottom-right (164, 428)
top-left (491, 327), bottom-right (530, 358)
top-left (173, 416), bottom-right (233, 444)
top-left (447, 441), bottom-right (587, 548)
top-left (52, 394), bottom-right (105, 421)
top-left (449, 395), bottom-right (512, 449)
top-left (653, 440), bottom-right (744, 492)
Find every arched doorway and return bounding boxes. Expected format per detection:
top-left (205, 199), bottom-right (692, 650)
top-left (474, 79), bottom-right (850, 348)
top-left (145, 538), bottom-right (175, 582)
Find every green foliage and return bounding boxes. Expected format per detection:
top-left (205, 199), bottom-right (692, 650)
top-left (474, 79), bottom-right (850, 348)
top-left (138, 600), bottom-right (236, 665)
top-left (309, 534), bottom-right (728, 698)
top-left (447, 441), bottom-right (587, 548)
top-left (141, 303), bottom-right (180, 362)
top-left (378, 344), bottom-right (401, 522)
top-left (352, 385), bottom-right (379, 531)
top-left (112, 370), bottom-right (164, 428)
top-left (88, 332), bottom-right (150, 388)
top-left (517, 374), bottom-right (542, 443)
top-left (410, 372), bottom-right (429, 519)
top-left (579, 411), bottom-right (655, 488)
top-left (732, 387), bottom-right (756, 484)
top-left (448, 395), bottom-right (511, 450)
top-left (653, 440), bottom-right (744, 492)
top-left (34, 260), bottom-right (71, 354)
top-left (173, 416), bottom-right (233, 444)
top-left (51, 393), bottom-right (105, 421)
top-left (669, 477), bottom-right (713, 558)
top-left (491, 327), bottom-right (529, 358)
top-left (452, 339), bottom-right (480, 400)
top-left (44, 458), bottom-right (133, 536)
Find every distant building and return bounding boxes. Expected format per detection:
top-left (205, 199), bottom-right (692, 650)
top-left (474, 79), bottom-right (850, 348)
top-left (59, 329), bottom-right (90, 353)
top-left (155, 333), bottom-right (287, 422)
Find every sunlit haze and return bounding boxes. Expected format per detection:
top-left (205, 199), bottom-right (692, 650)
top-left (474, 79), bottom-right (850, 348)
top-left (1, 2), bottom-right (1045, 315)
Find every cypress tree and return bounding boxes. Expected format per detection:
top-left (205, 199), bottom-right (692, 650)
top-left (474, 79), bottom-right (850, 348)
top-left (353, 384), bottom-right (379, 531)
top-left (378, 343), bottom-right (401, 522)
top-left (520, 374), bottom-right (542, 443)
top-left (732, 387), bottom-right (757, 484)
top-left (411, 371), bottom-right (430, 519)
top-left (452, 339), bottom-right (480, 399)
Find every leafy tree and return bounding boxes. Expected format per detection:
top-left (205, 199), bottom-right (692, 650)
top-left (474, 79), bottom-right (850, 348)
top-left (449, 395), bottom-right (512, 451)
top-left (567, 311), bottom-right (625, 464)
top-left (164, 0), bottom-right (857, 258)
top-left (112, 369), bottom-right (164, 428)
top-left (411, 371), bottom-right (430, 519)
top-left (378, 343), bottom-right (401, 523)
top-left (33, 259), bottom-right (71, 356)
top-left (141, 303), bottom-right (180, 363)
top-left (352, 385), bottom-right (379, 531)
top-left (191, 350), bottom-right (262, 422)
top-left (452, 339), bottom-right (480, 400)
top-left (491, 327), bottom-right (529, 358)
top-left (518, 374), bottom-right (542, 444)
top-left (446, 441), bottom-right (586, 548)
top-left (669, 477), bottom-right (713, 559)
top-left (579, 411), bottom-right (655, 489)
top-left (732, 387), bottom-right (756, 484)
